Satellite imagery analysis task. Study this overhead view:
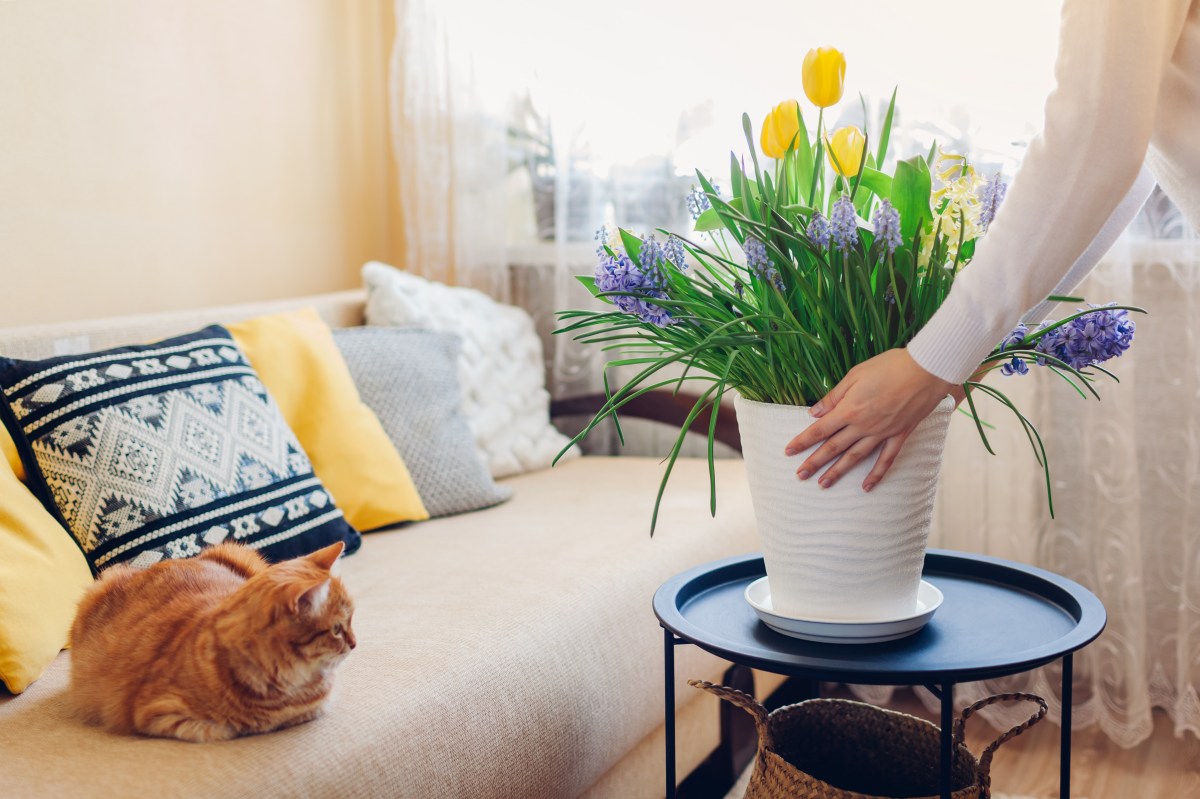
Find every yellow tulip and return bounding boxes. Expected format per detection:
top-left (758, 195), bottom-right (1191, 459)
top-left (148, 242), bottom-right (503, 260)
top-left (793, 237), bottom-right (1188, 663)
top-left (760, 99), bottom-right (802, 160)
top-left (802, 47), bottom-right (846, 108)
top-left (826, 125), bottom-right (866, 177)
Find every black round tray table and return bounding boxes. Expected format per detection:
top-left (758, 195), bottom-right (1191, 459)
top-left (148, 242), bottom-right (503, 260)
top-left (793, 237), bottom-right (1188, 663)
top-left (653, 549), bottom-right (1106, 799)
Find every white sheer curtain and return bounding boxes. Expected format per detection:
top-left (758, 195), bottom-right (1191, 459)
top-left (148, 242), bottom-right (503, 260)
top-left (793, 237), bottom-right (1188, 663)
top-left (388, 0), bottom-right (1199, 747)
top-left (388, 0), bottom-right (509, 300)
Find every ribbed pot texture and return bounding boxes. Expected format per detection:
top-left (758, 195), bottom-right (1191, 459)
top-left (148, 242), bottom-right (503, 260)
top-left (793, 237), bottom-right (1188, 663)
top-left (734, 394), bottom-right (954, 621)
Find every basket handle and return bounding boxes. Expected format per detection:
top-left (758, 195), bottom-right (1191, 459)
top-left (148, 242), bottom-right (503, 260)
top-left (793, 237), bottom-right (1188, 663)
top-left (952, 692), bottom-right (1048, 799)
top-left (688, 680), bottom-right (773, 750)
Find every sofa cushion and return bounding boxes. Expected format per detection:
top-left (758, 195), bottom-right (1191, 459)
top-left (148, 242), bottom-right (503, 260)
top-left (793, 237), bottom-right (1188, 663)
top-left (227, 308), bottom-right (428, 531)
top-left (0, 457), bottom-right (757, 798)
top-left (362, 261), bottom-right (579, 479)
top-left (0, 325), bottom-right (361, 573)
top-left (332, 327), bottom-right (512, 518)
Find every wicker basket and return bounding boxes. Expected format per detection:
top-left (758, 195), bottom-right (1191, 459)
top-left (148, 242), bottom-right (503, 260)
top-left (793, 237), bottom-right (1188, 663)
top-left (690, 681), bottom-right (1047, 799)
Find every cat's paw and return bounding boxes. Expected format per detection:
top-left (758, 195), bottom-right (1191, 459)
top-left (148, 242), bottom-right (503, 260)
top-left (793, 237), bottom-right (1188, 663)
top-left (138, 710), bottom-right (238, 743)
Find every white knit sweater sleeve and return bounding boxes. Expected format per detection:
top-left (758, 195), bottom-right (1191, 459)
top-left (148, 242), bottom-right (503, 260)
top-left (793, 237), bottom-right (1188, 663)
top-left (1020, 166), bottom-right (1156, 325)
top-left (907, 0), bottom-right (1191, 384)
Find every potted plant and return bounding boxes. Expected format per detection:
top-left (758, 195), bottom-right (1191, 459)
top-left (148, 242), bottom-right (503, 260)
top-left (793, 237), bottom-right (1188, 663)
top-left (556, 47), bottom-right (1140, 623)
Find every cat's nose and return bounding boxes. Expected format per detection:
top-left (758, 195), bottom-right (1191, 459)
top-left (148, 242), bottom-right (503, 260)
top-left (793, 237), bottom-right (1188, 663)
top-left (346, 630), bottom-right (357, 650)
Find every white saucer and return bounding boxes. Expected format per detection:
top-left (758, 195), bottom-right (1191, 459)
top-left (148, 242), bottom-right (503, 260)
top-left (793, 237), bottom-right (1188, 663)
top-left (744, 577), bottom-right (944, 644)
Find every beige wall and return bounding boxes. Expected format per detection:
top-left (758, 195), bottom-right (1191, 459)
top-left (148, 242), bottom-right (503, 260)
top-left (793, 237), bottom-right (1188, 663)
top-left (0, 0), bottom-right (395, 326)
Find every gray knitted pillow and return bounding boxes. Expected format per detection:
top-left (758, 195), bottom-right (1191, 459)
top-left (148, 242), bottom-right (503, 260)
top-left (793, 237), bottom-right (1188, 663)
top-left (333, 328), bottom-right (512, 519)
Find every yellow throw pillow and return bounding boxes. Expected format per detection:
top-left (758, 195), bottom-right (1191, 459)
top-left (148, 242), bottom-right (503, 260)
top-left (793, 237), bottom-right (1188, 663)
top-left (2, 426), bottom-right (23, 481)
top-left (227, 308), bottom-right (428, 530)
top-left (0, 460), bottom-right (93, 694)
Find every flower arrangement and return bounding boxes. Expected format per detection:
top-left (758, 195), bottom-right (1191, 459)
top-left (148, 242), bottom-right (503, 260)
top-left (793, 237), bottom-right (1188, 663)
top-left (557, 47), bottom-right (1141, 531)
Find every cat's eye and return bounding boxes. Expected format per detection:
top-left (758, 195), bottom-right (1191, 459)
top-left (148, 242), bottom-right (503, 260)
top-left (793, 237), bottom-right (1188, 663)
top-left (333, 623), bottom-right (344, 636)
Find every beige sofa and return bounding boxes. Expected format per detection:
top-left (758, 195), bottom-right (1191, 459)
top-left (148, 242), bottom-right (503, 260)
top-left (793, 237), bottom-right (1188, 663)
top-left (0, 291), bottom-right (778, 798)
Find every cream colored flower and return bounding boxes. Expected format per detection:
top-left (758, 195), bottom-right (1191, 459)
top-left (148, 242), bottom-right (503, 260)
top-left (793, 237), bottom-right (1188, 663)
top-left (920, 151), bottom-right (984, 271)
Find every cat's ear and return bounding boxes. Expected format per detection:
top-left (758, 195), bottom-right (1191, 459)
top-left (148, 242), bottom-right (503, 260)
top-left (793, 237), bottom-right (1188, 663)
top-left (306, 541), bottom-right (344, 572)
top-left (294, 579), bottom-right (331, 616)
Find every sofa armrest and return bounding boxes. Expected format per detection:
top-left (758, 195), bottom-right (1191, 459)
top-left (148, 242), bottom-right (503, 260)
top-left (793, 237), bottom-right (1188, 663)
top-left (550, 390), bottom-right (742, 454)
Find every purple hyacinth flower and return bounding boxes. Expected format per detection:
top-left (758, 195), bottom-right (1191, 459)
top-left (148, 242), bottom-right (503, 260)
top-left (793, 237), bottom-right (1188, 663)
top-left (1033, 322), bottom-right (1068, 367)
top-left (1000, 356), bottom-right (1030, 376)
top-left (593, 244), bottom-right (675, 326)
top-left (997, 323), bottom-right (1031, 376)
top-left (1033, 305), bottom-right (1135, 370)
top-left (1064, 305), bottom-right (1135, 367)
top-left (1000, 323), bottom-right (1029, 351)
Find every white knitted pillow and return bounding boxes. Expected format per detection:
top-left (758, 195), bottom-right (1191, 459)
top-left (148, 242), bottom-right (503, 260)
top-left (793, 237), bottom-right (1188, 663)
top-left (362, 262), bottom-right (579, 478)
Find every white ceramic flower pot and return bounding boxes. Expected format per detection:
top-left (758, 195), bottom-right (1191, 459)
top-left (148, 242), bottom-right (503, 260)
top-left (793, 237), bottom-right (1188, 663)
top-left (734, 394), bottom-right (954, 621)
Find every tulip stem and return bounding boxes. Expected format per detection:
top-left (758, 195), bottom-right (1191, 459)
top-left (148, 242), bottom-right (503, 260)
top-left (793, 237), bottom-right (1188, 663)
top-left (811, 108), bottom-right (825, 211)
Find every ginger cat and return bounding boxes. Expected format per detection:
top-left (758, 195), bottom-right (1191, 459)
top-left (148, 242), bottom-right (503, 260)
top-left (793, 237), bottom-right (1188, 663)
top-left (69, 541), bottom-right (355, 742)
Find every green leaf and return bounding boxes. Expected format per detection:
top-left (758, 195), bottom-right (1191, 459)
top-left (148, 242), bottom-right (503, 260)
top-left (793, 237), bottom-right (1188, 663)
top-left (857, 167), bottom-right (892, 201)
top-left (891, 156), bottom-right (932, 240)
top-left (693, 207), bottom-right (722, 232)
top-left (808, 135), bottom-right (825, 208)
top-left (729, 152), bottom-right (744, 205)
top-left (619, 229), bottom-right (644, 266)
top-left (876, 87), bottom-right (897, 167)
top-left (576, 275), bottom-right (612, 304)
top-left (742, 113), bottom-right (772, 209)
top-left (794, 104), bottom-right (813, 190)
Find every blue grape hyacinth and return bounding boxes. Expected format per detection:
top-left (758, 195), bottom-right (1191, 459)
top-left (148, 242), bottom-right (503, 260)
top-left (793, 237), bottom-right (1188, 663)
top-left (808, 212), bottom-right (832, 248)
top-left (871, 199), bottom-right (903, 255)
top-left (686, 185), bottom-right (716, 220)
top-left (594, 225), bottom-right (611, 257)
top-left (829, 195), bottom-right (859, 253)
top-left (743, 236), bottom-right (783, 290)
top-left (662, 235), bottom-right (688, 269)
top-left (978, 173), bottom-right (1008, 232)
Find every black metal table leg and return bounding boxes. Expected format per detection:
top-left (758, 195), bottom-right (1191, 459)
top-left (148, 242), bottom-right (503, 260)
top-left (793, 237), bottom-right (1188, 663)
top-left (665, 627), bottom-right (677, 799)
top-left (940, 682), bottom-right (954, 799)
top-left (1061, 653), bottom-right (1073, 798)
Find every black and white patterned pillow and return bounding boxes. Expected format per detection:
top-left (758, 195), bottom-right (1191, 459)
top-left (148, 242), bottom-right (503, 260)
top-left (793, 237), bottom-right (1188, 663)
top-left (0, 325), bottom-right (360, 573)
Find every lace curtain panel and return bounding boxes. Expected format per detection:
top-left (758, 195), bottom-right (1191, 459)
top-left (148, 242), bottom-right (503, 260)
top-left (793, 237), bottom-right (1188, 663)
top-left (388, 0), bottom-right (509, 301)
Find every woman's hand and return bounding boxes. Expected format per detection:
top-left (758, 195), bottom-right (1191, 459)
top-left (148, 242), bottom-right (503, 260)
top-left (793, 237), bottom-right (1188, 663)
top-left (784, 349), bottom-right (959, 492)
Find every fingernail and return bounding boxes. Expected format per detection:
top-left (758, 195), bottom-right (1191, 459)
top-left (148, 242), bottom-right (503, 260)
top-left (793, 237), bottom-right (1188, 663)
top-left (819, 478), bottom-right (831, 489)
top-left (797, 470), bottom-right (811, 481)
top-left (784, 447), bottom-right (797, 456)
top-left (863, 482), bottom-right (875, 493)
top-left (809, 402), bottom-right (825, 417)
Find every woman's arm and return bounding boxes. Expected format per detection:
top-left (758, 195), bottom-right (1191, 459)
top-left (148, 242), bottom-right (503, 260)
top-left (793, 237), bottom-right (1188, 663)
top-left (785, 0), bottom-right (1190, 490)
top-left (907, 0), bottom-right (1188, 383)
top-left (1020, 165), bottom-right (1156, 325)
